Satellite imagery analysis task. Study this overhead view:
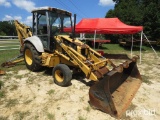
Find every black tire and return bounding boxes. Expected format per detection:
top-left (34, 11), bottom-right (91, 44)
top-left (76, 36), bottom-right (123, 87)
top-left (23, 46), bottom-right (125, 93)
top-left (52, 64), bottom-right (72, 87)
top-left (24, 43), bottom-right (42, 71)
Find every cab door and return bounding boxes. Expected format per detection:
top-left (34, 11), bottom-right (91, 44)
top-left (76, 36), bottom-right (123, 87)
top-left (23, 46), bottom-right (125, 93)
top-left (32, 11), bottom-right (51, 51)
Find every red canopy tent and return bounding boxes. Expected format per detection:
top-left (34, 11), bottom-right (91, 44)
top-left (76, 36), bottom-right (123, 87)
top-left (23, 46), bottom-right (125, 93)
top-left (64, 18), bottom-right (143, 34)
top-left (64, 18), bottom-right (144, 63)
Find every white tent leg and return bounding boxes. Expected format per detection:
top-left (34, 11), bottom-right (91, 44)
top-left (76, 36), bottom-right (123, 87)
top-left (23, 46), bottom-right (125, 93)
top-left (143, 33), bottom-right (158, 58)
top-left (140, 31), bottom-right (143, 64)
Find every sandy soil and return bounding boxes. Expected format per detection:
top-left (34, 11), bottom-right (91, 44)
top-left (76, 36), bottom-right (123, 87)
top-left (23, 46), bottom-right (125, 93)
top-left (0, 52), bottom-right (160, 120)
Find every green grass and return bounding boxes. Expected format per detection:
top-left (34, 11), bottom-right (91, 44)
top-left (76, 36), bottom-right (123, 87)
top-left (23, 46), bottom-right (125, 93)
top-left (0, 116), bottom-right (8, 120)
top-left (0, 81), bottom-right (4, 89)
top-left (141, 75), bottom-right (152, 84)
top-left (0, 40), bottom-right (25, 72)
top-left (5, 99), bottom-right (19, 107)
top-left (0, 50), bottom-right (20, 64)
top-left (14, 111), bottom-right (30, 120)
top-left (84, 105), bottom-right (91, 112)
top-left (10, 84), bottom-right (18, 91)
top-left (47, 113), bottom-right (55, 120)
top-left (0, 39), bottom-right (19, 41)
top-left (14, 74), bottom-right (23, 79)
top-left (0, 82), bottom-right (5, 99)
top-left (0, 39), bottom-right (20, 59)
top-left (0, 90), bottom-right (5, 98)
top-left (47, 89), bottom-right (55, 95)
top-left (78, 116), bottom-right (87, 120)
top-left (0, 49), bottom-right (26, 72)
top-left (0, 39), bottom-right (19, 50)
top-left (0, 43), bottom-right (19, 46)
top-left (98, 43), bottom-right (158, 54)
top-left (0, 46), bottom-right (19, 50)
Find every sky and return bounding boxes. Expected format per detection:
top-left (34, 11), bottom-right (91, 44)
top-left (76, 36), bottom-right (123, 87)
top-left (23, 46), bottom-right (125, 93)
top-left (0, 0), bottom-right (115, 25)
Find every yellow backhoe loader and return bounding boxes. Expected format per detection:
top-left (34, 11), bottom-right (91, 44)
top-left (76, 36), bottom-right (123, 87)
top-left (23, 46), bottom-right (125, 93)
top-left (2, 7), bottom-right (142, 118)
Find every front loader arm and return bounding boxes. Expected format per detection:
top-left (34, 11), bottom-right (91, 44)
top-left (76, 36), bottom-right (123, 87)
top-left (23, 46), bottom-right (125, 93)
top-left (55, 36), bottom-right (98, 81)
top-left (55, 36), bottom-right (114, 81)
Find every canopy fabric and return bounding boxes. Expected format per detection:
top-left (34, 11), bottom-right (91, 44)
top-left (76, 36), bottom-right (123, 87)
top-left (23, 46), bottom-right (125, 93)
top-left (64, 18), bottom-right (143, 34)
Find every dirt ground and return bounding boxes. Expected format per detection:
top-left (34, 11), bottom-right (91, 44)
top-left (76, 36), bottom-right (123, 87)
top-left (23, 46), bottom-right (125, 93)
top-left (0, 52), bottom-right (160, 120)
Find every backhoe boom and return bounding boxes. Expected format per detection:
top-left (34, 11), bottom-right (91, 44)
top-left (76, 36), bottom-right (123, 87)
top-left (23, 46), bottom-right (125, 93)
top-left (14, 20), bottom-right (32, 51)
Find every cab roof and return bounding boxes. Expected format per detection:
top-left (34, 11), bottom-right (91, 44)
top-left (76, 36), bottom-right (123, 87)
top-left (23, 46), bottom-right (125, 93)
top-left (32, 6), bottom-right (72, 15)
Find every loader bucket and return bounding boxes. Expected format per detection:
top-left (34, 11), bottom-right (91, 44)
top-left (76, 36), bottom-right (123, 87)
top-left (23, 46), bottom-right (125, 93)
top-left (89, 59), bottom-right (142, 118)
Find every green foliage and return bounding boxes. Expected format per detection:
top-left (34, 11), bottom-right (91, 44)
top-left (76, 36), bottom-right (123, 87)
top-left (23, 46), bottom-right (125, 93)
top-left (0, 31), bottom-right (6, 36)
top-left (14, 111), bottom-right (30, 120)
top-left (0, 81), bottom-right (4, 89)
top-left (78, 116), bottom-right (87, 120)
top-left (84, 105), bottom-right (91, 112)
top-left (106, 0), bottom-right (160, 41)
top-left (0, 20), bottom-right (17, 36)
top-left (141, 75), bottom-right (152, 85)
top-left (47, 89), bottom-right (55, 95)
top-left (0, 50), bottom-right (19, 65)
top-left (47, 113), bottom-right (55, 120)
top-left (0, 116), bottom-right (8, 120)
top-left (5, 99), bottom-right (19, 107)
top-left (106, 9), bottom-right (116, 18)
top-left (142, 1), bottom-right (160, 40)
top-left (10, 84), bottom-right (18, 91)
top-left (0, 91), bottom-right (5, 98)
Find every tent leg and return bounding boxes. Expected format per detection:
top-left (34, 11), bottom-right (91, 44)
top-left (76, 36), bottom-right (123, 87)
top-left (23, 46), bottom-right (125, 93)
top-left (140, 31), bottom-right (143, 64)
top-left (143, 33), bottom-right (158, 58)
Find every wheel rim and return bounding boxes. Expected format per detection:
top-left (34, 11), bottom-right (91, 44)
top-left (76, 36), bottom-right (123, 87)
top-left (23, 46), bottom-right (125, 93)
top-left (55, 70), bottom-right (64, 82)
top-left (25, 49), bottom-right (33, 65)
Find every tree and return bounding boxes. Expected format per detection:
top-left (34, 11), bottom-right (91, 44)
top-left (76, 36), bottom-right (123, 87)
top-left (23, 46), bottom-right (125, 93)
top-left (106, 0), bottom-right (143, 25)
top-left (142, 1), bottom-right (160, 40)
top-left (105, 0), bottom-right (160, 41)
top-left (0, 21), bottom-right (17, 36)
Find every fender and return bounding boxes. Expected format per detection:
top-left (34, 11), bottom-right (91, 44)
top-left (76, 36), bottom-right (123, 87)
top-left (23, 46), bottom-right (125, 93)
top-left (24, 36), bottom-right (44, 52)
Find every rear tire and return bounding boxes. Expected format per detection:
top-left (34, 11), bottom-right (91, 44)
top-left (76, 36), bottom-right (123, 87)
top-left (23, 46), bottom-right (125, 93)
top-left (52, 64), bottom-right (72, 87)
top-left (24, 43), bottom-right (42, 71)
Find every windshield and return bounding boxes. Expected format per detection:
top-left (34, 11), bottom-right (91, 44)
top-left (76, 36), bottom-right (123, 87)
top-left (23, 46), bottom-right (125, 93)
top-left (49, 12), bottom-right (72, 34)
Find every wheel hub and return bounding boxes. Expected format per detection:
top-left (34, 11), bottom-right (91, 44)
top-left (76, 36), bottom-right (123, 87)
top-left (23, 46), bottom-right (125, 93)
top-left (25, 49), bottom-right (33, 65)
top-left (55, 70), bottom-right (64, 82)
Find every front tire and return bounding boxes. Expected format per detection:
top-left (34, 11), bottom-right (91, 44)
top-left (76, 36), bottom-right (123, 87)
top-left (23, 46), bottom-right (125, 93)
top-left (24, 43), bottom-right (42, 71)
top-left (52, 64), bottom-right (72, 86)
